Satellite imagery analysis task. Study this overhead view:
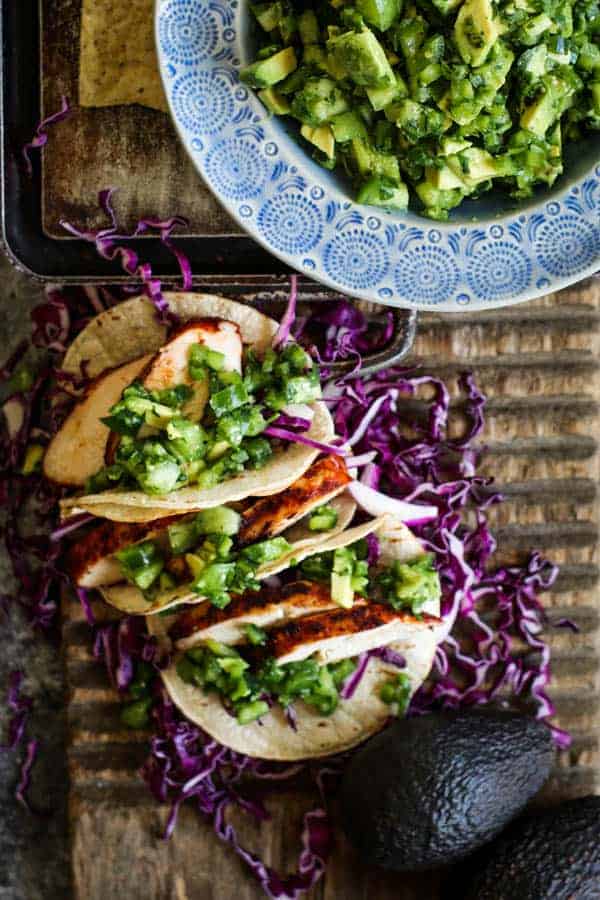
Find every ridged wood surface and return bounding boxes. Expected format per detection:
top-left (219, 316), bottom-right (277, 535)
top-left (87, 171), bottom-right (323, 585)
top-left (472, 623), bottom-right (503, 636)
top-left (64, 278), bottom-right (600, 899)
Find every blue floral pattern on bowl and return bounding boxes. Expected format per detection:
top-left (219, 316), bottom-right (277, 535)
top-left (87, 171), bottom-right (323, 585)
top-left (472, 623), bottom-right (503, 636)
top-left (156, 0), bottom-right (600, 311)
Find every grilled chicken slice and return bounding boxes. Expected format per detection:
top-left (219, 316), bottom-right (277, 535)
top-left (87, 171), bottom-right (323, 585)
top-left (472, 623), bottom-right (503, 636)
top-left (106, 319), bottom-right (242, 464)
top-left (238, 456), bottom-right (352, 546)
top-left (66, 514), bottom-right (186, 588)
top-left (265, 603), bottom-right (441, 666)
top-left (43, 355), bottom-right (152, 487)
top-left (171, 580), bottom-right (344, 650)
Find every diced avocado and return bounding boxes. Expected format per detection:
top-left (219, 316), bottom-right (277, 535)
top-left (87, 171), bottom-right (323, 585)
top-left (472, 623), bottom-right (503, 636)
top-left (412, 34), bottom-right (445, 87)
top-left (240, 47), bottom-right (298, 88)
top-left (415, 181), bottom-right (465, 219)
top-left (425, 163), bottom-right (466, 190)
top-left (194, 506), bottom-right (242, 536)
top-left (374, 118), bottom-right (394, 150)
top-left (279, 13), bottom-right (297, 43)
top-left (366, 72), bottom-right (408, 110)
top-left (577, 40), bottom-right (600, 75)
top-left (327, 28), bottom-right (395, 88)
top-left (252, 1), bottom-right (281, 32)
top-left (291, 76), bottom-right (349, 125)
top-left (592, 82), bottom-right (600, 116)
top-left (331, 571), bottom-right (354, 608)
top-left (301, 123), bottom-right (336, 158)
top-left (355, 0), bottom-right (402, 32)
top-left (518, 12), bottom-right (555, 45)
top-left (520, 75), bottom-right (576, 137)
top-left (429, 0), bottom-right (462, 13)
top-left (298, 8), bottom-right (320, 43)
top-left (520, 89), bottom-right (557, 136)
top-left (440, 135), bottom-right (472, 155)
top-left (517, 44), bottom-right (547, 81)
top-left (445, 41), bottom-right (514, 125)
top-left (330, 109), bottom-right (368, 141)
top-left (454, 0), bottom-right (500, 67)
top-left (357, 175), bottom-right (409, 208)
top-left (388, 98), bottom-right (446, 140)
top-left (277, 65), bottom-right (311, 95)
top-left (394, 14), bottom-right (427, 59)
top-left (350, 137), bottom-right (400, 181)
top-left (446, 146), bottom-right (512, 186)
top-left (303, 44), bottom-right (328, 69)
top-left (259, 87), bottom-right (292, 114)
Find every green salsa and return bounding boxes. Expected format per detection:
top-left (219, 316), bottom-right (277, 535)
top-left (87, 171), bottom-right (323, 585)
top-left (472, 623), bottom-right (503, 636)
top-left (88, 342), bottom-right (321, 496)
top-left (114, 506), bottom-right (291, 608)
top-left (241, 0), bottom-right (600, 218)
top-left (176, 636), bottom-right (413, 723)
top-left (298, 540), bottom-right (441, 613)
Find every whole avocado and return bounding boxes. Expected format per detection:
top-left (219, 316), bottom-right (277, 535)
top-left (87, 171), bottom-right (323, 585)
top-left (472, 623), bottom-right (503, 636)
top-left (461, 796), bottom-right (600, 900)
top-left (339, 709), bottom-right (554, 871)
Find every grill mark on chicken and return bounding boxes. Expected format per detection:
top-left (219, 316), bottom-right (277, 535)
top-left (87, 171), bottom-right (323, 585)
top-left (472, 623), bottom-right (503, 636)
top-left (238, 456), bottom-right (351, 546)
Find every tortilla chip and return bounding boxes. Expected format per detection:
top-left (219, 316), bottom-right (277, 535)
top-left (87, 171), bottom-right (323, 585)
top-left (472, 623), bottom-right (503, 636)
top-left (79, 0), bottom-right (168, 112)
top-left (100, 493), bottom-right (358, 615)
top-left (149, 516), bottom-right (444, 760)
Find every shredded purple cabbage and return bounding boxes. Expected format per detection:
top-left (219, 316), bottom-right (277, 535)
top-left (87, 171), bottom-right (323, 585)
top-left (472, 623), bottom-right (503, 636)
top-left (15, 739), bottom-right (39, 810)
top-left (2, 671), bottom-right (32, 750)
top-left (263, 425), bottom-right (346, 455)
top-left (294, 298), bottom-right (394, 365)
top-left (340, 646), bottom-right (406, 700)
top-left (272, 275), bottom-right (298, 350)
top-left (141, 687), bottom-right (332, 899)
top-left (321, 320), bottom-right (564, 746)
top-left (61, 190), bottom-right (187, 324)
top-left (339, 653), bottom-right (371, 700)
top-left (94, 616), bottom-right (163, 692)
top-left (1, 672), bottom-right (39, 809)
top-left (272, 413), bottom-right (312, 432)
top-left (23, 96), bottom-right (71, 174)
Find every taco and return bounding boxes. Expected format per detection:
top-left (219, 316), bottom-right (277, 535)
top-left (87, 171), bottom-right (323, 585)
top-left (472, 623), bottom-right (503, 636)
top-left (68, 457), bottom-right (356, 615)
top-left (149, 516), bottom-right (444, 760)
top-left (52, 294), bottom-right (336, 522)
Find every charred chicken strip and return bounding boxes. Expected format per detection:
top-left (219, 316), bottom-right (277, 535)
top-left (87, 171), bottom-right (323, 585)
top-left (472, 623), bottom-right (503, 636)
top-left (238, 455), bottom-right (351, 546)
top-left (170, 580), bottom-right (348, 649)
top-left (66, 514), bottom-right (185, 588)
top-left (265, 603), bottom-right (441, 665)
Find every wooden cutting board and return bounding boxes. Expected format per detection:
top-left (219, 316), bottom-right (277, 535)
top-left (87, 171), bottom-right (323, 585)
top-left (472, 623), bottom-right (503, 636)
top-left (63, 280), bottom-right (600, 900)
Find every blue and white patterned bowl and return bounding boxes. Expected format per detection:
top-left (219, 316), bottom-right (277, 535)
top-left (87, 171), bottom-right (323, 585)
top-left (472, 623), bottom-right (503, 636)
top-left (155, 0), bottom-right (600, 311)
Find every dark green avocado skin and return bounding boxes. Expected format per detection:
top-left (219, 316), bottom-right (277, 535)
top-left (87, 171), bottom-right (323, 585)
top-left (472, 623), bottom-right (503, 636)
top-left (461, 796), bottom-right (600, 900)
top-left (339, 710), bottom-right (554, 872)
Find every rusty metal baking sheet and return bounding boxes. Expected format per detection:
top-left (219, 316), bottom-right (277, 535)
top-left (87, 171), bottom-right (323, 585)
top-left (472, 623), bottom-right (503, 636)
top-left (42, 0), bottom-right (241, 237)
top-left (64, 280), bottom-right (600, 899)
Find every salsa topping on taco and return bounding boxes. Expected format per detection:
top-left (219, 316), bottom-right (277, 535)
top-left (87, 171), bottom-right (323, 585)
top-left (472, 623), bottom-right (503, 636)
top-left (89, 325), bottom-right (322, 497)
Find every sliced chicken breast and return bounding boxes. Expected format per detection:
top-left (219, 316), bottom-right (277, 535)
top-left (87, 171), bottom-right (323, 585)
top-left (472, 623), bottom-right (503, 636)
top-left (171, 580), bottom-right (343, 650)
top-left (43, 355), bottom-right (152, 487)
top-left (265, 603), bottom-right (441, 666)
top-left (106, 319), bottom-right (242, 463)
top-left (238, 455), bottom-right (352, 546)
top-left (66, 514), bottom-right (186, 588)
